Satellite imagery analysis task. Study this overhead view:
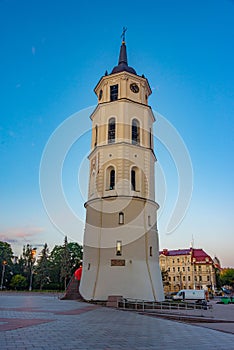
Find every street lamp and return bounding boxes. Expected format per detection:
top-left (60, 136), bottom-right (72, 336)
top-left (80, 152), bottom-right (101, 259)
top-left (29, 248), bottom-right (37, 291)
top-left (0, 261), bottom-right (7, 290)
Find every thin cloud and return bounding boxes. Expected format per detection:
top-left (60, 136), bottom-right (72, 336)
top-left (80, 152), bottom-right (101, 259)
top-left (0, 226), bottom-right (44, 241)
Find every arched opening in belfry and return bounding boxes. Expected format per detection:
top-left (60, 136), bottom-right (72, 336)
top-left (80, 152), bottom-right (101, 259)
top-left (132, 118), bottom-right (140, 145)
top-left (108, 118), bottom-right (116, 143)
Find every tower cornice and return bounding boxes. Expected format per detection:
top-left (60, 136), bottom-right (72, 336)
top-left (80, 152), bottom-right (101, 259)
top-left (90, 98), bottom-right (155, 123)
top-left (94, 71), bottom-right (152, 97)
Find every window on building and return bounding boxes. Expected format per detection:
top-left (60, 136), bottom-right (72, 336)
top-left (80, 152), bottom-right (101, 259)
top-left (188, 276), bottom-right (191, 281)
top-left (116, 241), bottom-right (122, 256)
top-left (177, 258), bottom-right (180, 263)
top-left (110, 84), bottom-right (118, 101)
top-left (148, 215), bottom-right (151, 226)
top-left (173, 267), bottom-right (175, 272)
top-left (168, 267), bottom-right (170, 272)
top-left (110, 169), bottom-right (115, 190)
top-left (178, 267), bottom-right (180, 272)
top-left (207, 275), bottom-right (210, 281)
top-left (149, 128), bottom-right (152, 149)
top-left (119, 212), bottom-right (124, 224)
top-left (173, 276), bottom-right (175, 281)
top-left (149, 246), bottom-right (152, 257)
top-left (108, 118), bottom-right (115, 143)
top-left (183, 267), bottom-right (185, 271)
top-left (106, 166), bottom-right (116, 190)
top-left (195, 276), bottom-right (197, 281)
top-left (172, 259), bottom-right (175, 264)
top-left (94, 125), bottom-right (98, 147)
top-left (131, 169), bottom-right (136, 191)
top-left (132, 119), bottom-right (140, 145)
top-left (188, 267), bottom-right (190, 272)
top-left (199, 265), bottom-right (202, 272)
top-left (183, 276), bottom-right (186, 281)
top-left (199, 276), bottom-right (202, 281)
top-left (169, 277), bottom-right (171, 281)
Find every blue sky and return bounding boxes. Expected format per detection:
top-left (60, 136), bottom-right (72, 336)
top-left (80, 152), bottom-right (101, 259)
top-left (0, 0), bottom-right (233, 267)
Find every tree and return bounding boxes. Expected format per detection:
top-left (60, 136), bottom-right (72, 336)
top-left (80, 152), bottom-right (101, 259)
top-left (161, 269), bottom-right (170, 288)
top-left (0, 241), bottom-right (14, 289)
top-left (48, 238), bottom-right (83, 290)
top-left (220, 268), bottom-right (234, 289)
top-left (60, 236), bottom-right (72, 290)
top-left (19, 244), bottom-right (37, 290)
top-left (34, 243), bottom-right (50, 290)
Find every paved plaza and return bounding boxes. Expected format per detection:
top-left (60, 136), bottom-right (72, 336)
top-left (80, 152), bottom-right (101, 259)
top-left (0, 293), bottom-right (234, 350)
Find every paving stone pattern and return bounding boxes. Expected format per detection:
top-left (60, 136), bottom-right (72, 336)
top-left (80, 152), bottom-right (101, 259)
top-left (0, 293), bottom-right (234, 350)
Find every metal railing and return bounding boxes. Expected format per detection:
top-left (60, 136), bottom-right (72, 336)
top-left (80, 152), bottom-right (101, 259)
top-left (117, 297), bottom-right (213, 314)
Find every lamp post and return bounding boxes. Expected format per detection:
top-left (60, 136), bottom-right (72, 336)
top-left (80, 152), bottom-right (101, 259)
top-left (29, 248), bottom-right (37, 291)
top-left (0, 261), bottom-right (7, 290)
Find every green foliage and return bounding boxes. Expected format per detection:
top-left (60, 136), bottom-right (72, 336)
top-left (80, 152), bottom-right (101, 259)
top-left (0, 241), bottom-right (13, 264)
top-left (220, 268), bottom-right (234, 288)
top-left (0, 238), bottom-right (83, 291)
top-left (161, 269), bottom-right (170, 286)
top-left (215, 268), bottom-right (222, 289)
top-left (0, 241), bottom-right (14, 288)
top-left (60, 236), bottom-right (72, 290)
top-left (34, 243), bottom-right (50, 290)
top-left (10, 274), bottom-right (27, 290)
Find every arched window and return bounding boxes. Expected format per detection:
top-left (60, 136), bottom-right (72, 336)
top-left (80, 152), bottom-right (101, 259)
top-left (116, 241), bottom-right (122, 256)
top-left (132, 119), bottom-right (140, 145)
top-left (131, 166), bottom-right (139, 192)
top-left (110, 169), bottom-right (115, 190)
top-left (108, 118), bottom-right (115, 143)
top-left (106, 166), bottom-right (116, 190)
top-left (131, 169), bottom-right (136, 191)
top-left (119, 212), bottom-right (124, 224)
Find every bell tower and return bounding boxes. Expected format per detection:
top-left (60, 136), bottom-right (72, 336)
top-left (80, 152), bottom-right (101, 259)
top-left (80, 35), bottom-right (164, 301)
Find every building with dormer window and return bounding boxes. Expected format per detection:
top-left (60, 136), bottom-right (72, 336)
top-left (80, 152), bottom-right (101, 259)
top-left (159, 248), bottom-right (217, 293)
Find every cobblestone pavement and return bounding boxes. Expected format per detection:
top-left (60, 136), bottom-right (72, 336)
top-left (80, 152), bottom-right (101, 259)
top-left (0, 293), bottom-right (234, 350)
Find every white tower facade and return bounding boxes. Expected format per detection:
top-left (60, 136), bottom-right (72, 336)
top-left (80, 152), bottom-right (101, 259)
top-left (80, 39), bottom-right (164, 301)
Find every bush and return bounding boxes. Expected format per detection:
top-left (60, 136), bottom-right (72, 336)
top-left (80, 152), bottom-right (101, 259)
top-left (10, 274), bottom-right (27, 290)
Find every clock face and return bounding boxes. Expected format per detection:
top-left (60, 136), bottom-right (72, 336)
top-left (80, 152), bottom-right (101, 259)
top-left (99, 89), bottom-right (103, 100)
top-left (130, 83), bottom-right (139, 93)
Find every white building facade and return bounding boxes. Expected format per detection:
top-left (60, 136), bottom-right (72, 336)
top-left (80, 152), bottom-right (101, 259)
top-left (79, 38), bottom-right (164, 301)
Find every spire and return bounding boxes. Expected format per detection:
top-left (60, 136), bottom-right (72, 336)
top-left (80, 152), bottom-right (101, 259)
top-left (118, 41), bottom-right (128, 66)
top-left (111, 28), bottom-right (137, 75)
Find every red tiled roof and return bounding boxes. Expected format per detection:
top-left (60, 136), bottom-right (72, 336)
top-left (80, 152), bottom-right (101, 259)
top-left (160, 248), bottom-right (191, 256)
top-left (160, 248), bottom-right (213, 263)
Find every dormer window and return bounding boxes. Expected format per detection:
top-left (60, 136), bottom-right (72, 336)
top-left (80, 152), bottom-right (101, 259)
top-left (110, 84), bottom-right (118, 101)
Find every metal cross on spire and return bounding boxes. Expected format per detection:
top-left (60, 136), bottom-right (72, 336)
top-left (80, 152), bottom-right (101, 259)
top-left (121, 27), bottom-right (127, 42)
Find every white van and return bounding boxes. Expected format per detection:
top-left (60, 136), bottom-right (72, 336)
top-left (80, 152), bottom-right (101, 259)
top-left (173, 289), bottom-right (205, 301)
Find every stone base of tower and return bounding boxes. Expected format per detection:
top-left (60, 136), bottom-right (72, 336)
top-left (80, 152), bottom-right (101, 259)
top-left (79, 258), bottom-right (164, 302)
top-left (80, 197), bottom-right (164, 302)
